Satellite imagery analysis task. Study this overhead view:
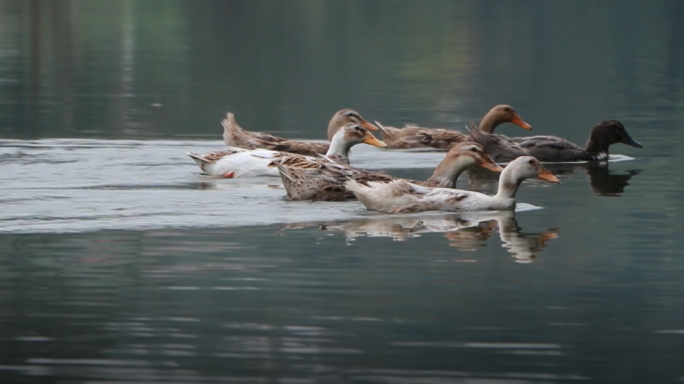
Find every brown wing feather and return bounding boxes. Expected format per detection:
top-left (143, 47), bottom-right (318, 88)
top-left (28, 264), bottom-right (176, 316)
top-left (279, 154), bottom-right (323, 170)
top-left (377, 124), bottom-right (423, 148)
top-left (263, 140), bottom-right (330, 156)
top-left (199, 149), bottom-right (244, 162)
top-left (412, 130), bottom-right (468, 150)
top-left (466, 126), bottom-right (530, 163)
top-left (377, 121), bottom-right (465, 150)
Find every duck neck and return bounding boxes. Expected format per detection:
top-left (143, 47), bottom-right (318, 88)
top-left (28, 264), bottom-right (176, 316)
top-left (327, 120), bottom-right (342, 141)
top-left (494, 167), bottom-right (522, 199)
top-left (584, 134), bottom-right (609, 156)
top-left (425, 157), bottom-right (471, 188)
top-left (325, 134), bottom-right (353, 164)
top-left (479, 112), bottom-right (503, 133)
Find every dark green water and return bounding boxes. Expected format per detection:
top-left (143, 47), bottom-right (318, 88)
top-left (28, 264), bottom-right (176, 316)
top-left (1, 1), bottom-right (684, 383)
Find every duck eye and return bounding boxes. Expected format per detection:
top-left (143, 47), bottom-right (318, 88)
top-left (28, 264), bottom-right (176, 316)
top-left (528, 159), bottom-right (535, 165)
top-left (470, 147), bottom-right (478, 152)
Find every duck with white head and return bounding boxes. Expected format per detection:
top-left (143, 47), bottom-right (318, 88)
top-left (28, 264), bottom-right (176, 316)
top-left (345, 156), bottom-right (559, 213)
top-left (186, 123), bottom-right (386, 178)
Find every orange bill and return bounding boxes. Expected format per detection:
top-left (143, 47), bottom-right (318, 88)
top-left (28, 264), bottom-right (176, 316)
top-left (536, 168), bottom-right (559, 183)
top-left (359, 118), bottom-right (379, 131)
top-left (478, 155), bottom-right (504, 173)
top-left (363, 132), bottom-right (388, 148)
top-left (539, 232), bottom-right (559, 246)
top-left (512, 113), bottom-right (532, 130)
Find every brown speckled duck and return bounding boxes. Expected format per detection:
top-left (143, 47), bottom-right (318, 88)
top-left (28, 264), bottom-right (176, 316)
top-left (468, 120), bottom-right (642, 163)
top-left (375, 105), bottom-right (531, 150)
top-left (275, 142), bottom-right (503, 201)
top-left (221, 109), bottom-right (379, 156)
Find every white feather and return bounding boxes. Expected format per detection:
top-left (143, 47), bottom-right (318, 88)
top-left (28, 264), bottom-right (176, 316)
top-left (346, 156), bottom-right (556, 213)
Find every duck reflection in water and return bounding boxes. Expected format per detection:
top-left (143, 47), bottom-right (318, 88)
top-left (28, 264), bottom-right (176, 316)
top-left (284, 210), bottom-right (558, 263)
top-left (466, 162), bottom-right (641, 196)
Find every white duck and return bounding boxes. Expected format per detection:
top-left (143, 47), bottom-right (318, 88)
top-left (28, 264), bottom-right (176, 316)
top-left (186, 123), bottom-right (386, 178)
top-left (345, 156), bottom-right (559, 213)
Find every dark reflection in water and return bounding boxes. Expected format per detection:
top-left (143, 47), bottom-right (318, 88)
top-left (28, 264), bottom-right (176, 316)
top-left (586, 165), bottom-right (642, 197)
top-left (467, 161), bottom-right (642, 197)
top-left (294, 210), bottom-right (559, 263)
top-left (2, 224), bottom-right (684, 383)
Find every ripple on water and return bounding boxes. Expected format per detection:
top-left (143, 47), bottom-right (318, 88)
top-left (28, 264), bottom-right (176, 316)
top-left (0, 139), bottom-right (563, 234)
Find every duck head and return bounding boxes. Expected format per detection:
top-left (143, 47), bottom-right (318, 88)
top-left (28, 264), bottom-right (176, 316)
top-left (585, 120), bottom-right (642, 155)
top-left (428, 142), bottom-right (504, 188)
top-left (509, 156), bottom-right (559, 183)
top-left (479, 105), bottom-right (532, 133)
top-left (327, 109), bottom-right (379, 141)
top-left (326, 123), bottom-right (387, 160)
top-left (496, 156), bottom-right (559, 198)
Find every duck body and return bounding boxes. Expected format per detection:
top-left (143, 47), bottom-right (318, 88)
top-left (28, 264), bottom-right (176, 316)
top-left (469, 120), bottom-right (642, 163)
top-left (188, 123), bottom-right (386, 178)
top-left (375, 124), bottom-right (466, 150)
top-left (277, 143), bottom-right (503, 201)
top-left (347, 179), bottom-right (516, 213)
top-left (346, 156), bottom-right (559, 214)
top-left (512, 135), bottom-right (598, 162)
top-left (377, 105), bottom-right (531, 150)
top-left (264, 140), bottom-right (330, 157)
top-left (187, 148), bottom-right (285, 177)
top-left (222, 109), bottom-right (379, 156)
top-left (276, 159), bottom-right (360, 201)
top-left (465, 128), bottom-right (529, 163)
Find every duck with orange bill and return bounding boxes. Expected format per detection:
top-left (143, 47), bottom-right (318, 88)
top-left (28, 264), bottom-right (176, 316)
top-left (345, 156), bottom-right (559, 213)
top-left (275, 142), bottom-right (503, 201)
top-left (468, 120), bottom-right (642, 163)
top-left (186, 123), bottom-right (386, 178)
top-left (221, 109), bottom-right (379, 156)
top-left (375, 104), bottom-right (531, 150)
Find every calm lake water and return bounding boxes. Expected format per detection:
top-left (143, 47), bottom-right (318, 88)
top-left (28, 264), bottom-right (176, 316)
top-left (1, 1), bottom-right (684, 383)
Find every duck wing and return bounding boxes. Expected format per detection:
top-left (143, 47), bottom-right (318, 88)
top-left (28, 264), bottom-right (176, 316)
top-left (276, 156), bottom-right (355, 201)
top-left (514, 136), bottom-right (591, 162)
top-left (466, 125), bottom-right (529, 163)
top-left (265, 140), bottom-right (330, 156)
top-left (376, 121), bottom-right (462, 149)
top-left (375, 123), bottom-right (423, 149)
top-left (409, 129), bottom-right (468, 150)
top-left (390, 183), bottom-right (485, 213)
top-left (277, 153), bottom-right (405, 201)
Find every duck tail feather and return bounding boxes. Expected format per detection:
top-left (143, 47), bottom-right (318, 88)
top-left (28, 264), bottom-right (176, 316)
top-left (222, 112), bottom-right (246, 146)
top-left (186, 152), bottom-right (208, 166)
top-left (275, 160), bottom-right (295, 182)
top-left (465, 121), bottom-right (488, 144)
top-left (374, 120), bottom-right (400, 142)
top-left (343, 179), bottom-right (365, 194)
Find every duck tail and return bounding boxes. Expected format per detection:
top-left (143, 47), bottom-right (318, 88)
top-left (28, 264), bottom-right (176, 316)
top-left (222, 112), bottom-right (247, 146)
top-left (274, 160), bottom-right (295, 182)
top-left (465, 121), bottom-right (488, 145)
top-left (344, 179), bottom-right (365, 193)
top-left (374, 120), bottom-right (403, 143)
top-left (186, 152), bottom-right (209, 166)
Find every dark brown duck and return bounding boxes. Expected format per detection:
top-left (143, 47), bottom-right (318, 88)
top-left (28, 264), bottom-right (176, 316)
top-left (469, 120), bottom-right (642, 163)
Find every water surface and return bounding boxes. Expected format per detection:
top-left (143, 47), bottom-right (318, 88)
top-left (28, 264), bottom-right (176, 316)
top-left (1, 1), bottom-right (684, 383)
